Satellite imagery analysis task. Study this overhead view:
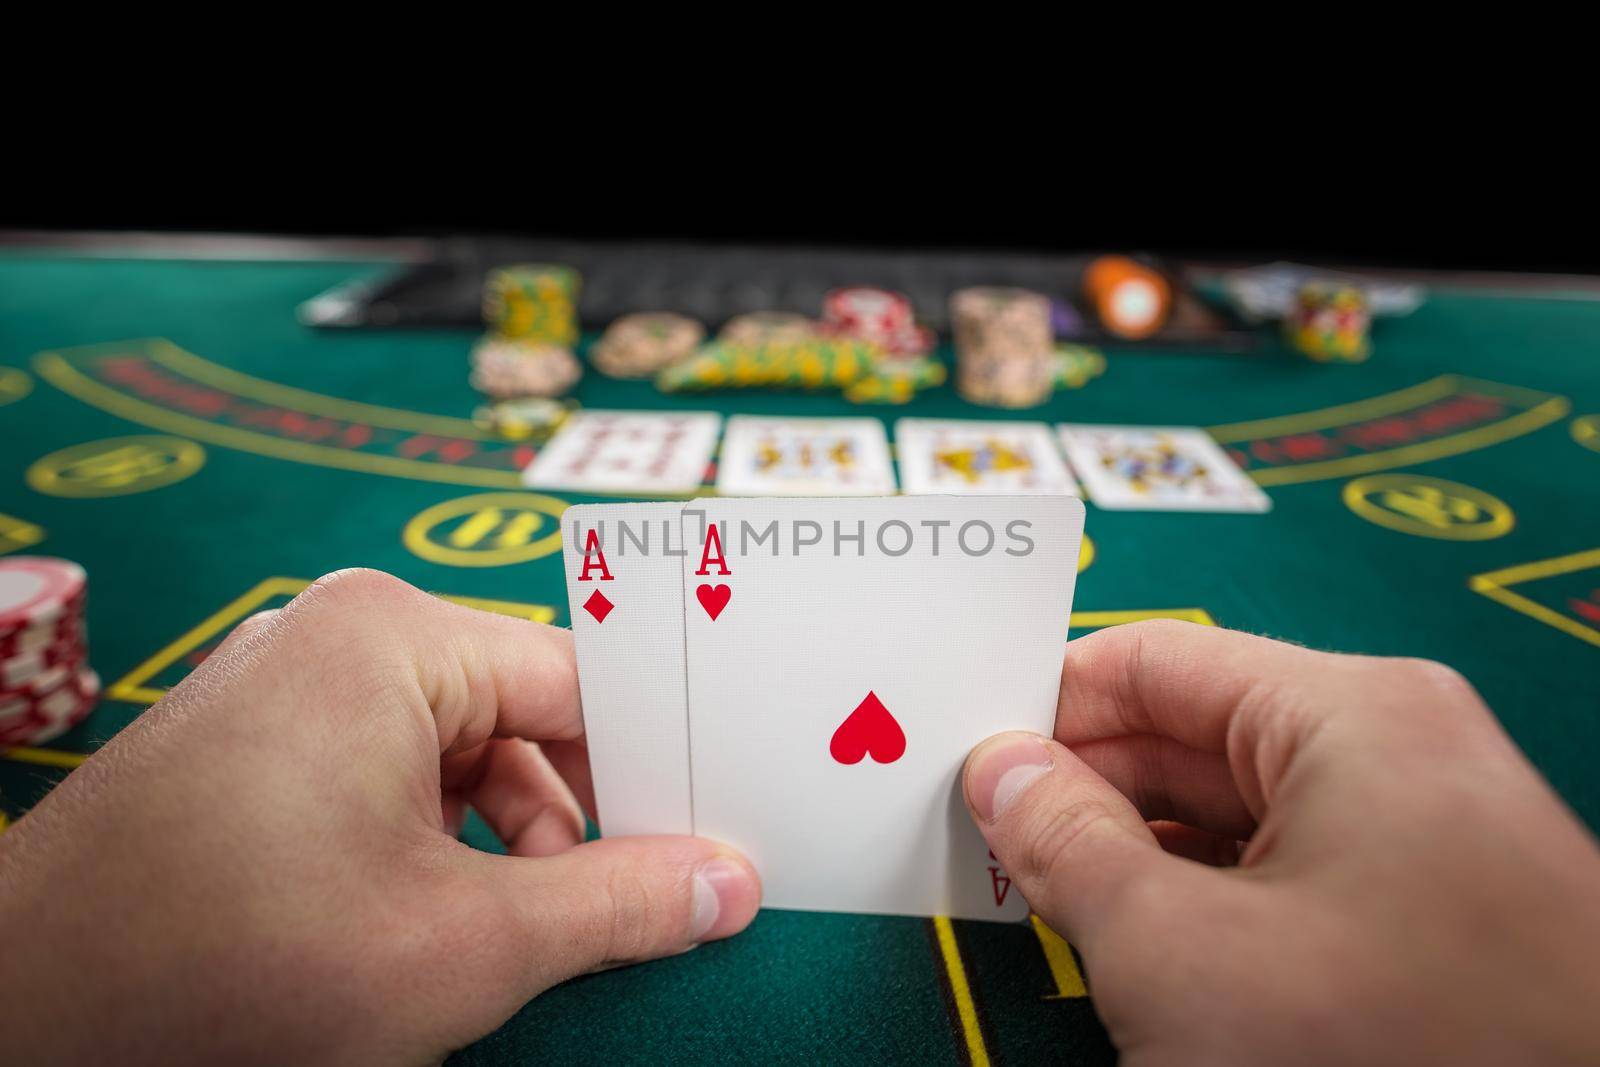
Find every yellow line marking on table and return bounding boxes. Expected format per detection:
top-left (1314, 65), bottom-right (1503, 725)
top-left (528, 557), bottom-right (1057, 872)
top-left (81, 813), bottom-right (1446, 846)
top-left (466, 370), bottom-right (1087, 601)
top-left (0, 513), bottom-right (46, 555)
top-left (0, 366), bottom-right (33, 407)
top-left (34, 351), bottom-right (525, 489)
top-left (1072, 608), bottom-right (1218, 629)
top-left (1574, 414), bottom-right (1600, 452)
top-left (146, 339), bottom-right (492, 439)
top-left (932, 916), bottom-right (990, 1067)
top-left (1031, 915), bottom-right (1088, 999)
top-left (1206, 375), bottom-right (1572, 486)
top-left (1245, 399), bottom-right (1570, 486)
top-left (1, 746), bottom-right (90, 769)
top-left (107, 577), bottom-right (558, 704)
top-left (1209, 376), bottom-right (1458, 441)
top-left (1469, 548), bottom-right (1600, 650)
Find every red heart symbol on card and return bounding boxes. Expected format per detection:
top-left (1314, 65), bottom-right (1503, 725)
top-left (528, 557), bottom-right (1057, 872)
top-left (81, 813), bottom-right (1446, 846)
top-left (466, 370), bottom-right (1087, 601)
top-left (829, 691), bottom-right (906, 765)
top-left (696, 583), bottom-right (731, 621)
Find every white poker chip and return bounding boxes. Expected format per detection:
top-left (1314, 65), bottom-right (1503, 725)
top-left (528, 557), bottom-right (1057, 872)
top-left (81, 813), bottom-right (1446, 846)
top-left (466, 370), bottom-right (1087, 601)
top-left (0, 558), bottom-right (86, 634)
top-left (0, 667), bottom-right (98, 746)
top-left (0, 638), bottom-right (84, 692)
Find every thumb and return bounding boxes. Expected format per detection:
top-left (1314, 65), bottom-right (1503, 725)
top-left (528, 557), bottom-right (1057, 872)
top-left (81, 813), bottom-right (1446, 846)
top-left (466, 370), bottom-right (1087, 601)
top-left (964, 731), bottom-right (1205, 954)
top-left (467, 836), bottom-right (761, 993)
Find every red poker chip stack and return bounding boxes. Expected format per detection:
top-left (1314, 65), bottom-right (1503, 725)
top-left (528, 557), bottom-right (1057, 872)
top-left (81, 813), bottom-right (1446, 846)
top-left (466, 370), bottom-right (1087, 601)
top-left (821, 287), bottom-right (935, 359)
top-left (0, 558), bottom-right (98, 747)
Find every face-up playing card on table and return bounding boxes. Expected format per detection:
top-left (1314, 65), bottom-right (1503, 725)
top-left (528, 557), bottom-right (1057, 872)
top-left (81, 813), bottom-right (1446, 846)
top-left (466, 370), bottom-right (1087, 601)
top-left (679, 495), bottom-right (1084, 921)
top-left (523, 410), bottom-right (721, 496)
top-left (1056, 424), bottom-right (1272, 513)
top-left (561, 502), bottom-right (694, 836)
top-left (715, 416), bottom-right (896, 497)
top-left (895, 418), bottom-right (1080, 496)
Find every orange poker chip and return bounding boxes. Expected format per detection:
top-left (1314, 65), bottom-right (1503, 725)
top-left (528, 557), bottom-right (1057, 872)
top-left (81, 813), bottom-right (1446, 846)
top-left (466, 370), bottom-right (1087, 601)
top-left (1083, 255), bottom-right (1173, 341)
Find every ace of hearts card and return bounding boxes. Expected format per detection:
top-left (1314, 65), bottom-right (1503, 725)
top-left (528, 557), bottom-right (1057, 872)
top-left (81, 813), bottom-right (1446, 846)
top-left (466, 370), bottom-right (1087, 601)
top-left (678, 495), bottom-right (1084, 921)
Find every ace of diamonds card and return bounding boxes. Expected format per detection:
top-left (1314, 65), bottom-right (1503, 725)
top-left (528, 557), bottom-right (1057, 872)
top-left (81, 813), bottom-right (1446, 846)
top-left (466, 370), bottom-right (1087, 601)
top-left (679, 496), bottom-right (1084, 921)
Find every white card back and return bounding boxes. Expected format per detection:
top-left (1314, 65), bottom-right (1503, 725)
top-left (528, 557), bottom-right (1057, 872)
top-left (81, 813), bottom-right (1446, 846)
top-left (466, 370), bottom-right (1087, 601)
top-left (562, 502), bottom-right (693, 836)
top-left (681, 496), bottom-right (1084, 920)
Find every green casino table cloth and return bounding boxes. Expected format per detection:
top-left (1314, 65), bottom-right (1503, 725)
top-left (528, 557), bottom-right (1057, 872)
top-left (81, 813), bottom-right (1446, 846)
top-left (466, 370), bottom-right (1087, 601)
top-left (1, 251), bottom-right (1597, 1065)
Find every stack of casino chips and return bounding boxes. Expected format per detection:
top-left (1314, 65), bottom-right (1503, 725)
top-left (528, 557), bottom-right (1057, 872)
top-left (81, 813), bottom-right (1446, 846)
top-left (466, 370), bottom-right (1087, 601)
top-left (483, 263), bottom-right (580, 345)
top-left (820, 287), bottom-right (934, 358)
top-left (470, 264), bottom-right (584, 399)
top-left (0, 557), bottom-right (98, 747)
top-left (950, 287), bottom-right (1055, 408)
top-left (590, 312), bottom-right (705, 379)
top-left (717, 311), bottom-right (819, 346)
top-left (1285, 282), bottom-right (1372, 363)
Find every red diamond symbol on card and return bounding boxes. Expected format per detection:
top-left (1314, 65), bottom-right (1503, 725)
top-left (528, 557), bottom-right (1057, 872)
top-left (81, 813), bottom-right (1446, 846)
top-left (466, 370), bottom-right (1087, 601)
top-left (583, 589), bottom-right (615, 623)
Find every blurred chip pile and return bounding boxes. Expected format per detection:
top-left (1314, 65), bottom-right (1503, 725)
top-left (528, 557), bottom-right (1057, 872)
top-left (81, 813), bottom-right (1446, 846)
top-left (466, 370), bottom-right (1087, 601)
top-left (950, 287), bottom-right (1056, 408)
top-left (656, 290), bottom-right (946, 404)
top-left (591, 312), bottom-right (705, 379)
top-left (472, 397), bottom-right (574, 441)
top-left (718, 311), bottom-right (819, 346)
top-left (1285, 282), bottom-right (1372, 362)
top-left (470, 264), bottom-right (583, 398)
top-left (1052, 344), bottom-right (1107, 390)
top-left (820, 288), bottom-right (934, 358)
top-left (1, 557), bottom-right (98, 747)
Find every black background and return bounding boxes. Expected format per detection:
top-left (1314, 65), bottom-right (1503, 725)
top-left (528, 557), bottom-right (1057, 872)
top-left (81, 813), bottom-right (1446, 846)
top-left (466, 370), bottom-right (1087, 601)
top-left (5, 141), bottom-right (1591, 274)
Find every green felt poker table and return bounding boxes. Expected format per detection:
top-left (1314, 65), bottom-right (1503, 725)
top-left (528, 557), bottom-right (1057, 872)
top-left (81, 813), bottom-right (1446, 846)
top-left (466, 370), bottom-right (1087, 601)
top-left (2, 246), bottom-right (1597, 1065)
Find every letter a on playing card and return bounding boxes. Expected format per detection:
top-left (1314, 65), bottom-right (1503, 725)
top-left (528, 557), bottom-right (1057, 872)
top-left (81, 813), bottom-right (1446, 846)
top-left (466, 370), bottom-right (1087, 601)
top-left (681, 496), bottom-right (1084, 921)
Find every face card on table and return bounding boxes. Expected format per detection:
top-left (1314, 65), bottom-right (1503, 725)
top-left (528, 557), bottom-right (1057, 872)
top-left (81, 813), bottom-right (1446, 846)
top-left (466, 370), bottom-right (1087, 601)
top-left (895, 418), bottom-right (1080, 496)
top-left (561, 502), bottom-right (693, 837)
top-left (523, 410), bottom-right (721, 496)
top-left (680, 495), bottom-right (1084, 921)
top-left (715, 416), bottom-right (897, 497)
top-left (1056, 424), bottom-right (1272, 513)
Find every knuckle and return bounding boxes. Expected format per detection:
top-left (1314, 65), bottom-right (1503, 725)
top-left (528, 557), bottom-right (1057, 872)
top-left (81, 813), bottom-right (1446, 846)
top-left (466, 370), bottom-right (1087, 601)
top-left (596, 865), bottom-right (663, 964)
top-left (1391, 657), bottom-right (1477, 702)
top-left (293, 567), bottom-right (415, 614)
top-left (1010, 793), bottom-right (1124, 889)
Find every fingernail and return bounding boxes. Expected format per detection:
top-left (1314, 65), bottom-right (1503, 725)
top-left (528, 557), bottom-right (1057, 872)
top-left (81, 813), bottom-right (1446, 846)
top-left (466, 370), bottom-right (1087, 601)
top-left (969, 734), bottom-right (1053, 824)
top-left (690, 859), bottom-right (754, 942)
